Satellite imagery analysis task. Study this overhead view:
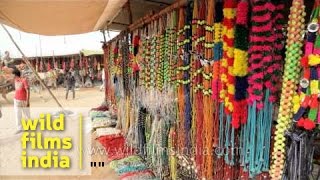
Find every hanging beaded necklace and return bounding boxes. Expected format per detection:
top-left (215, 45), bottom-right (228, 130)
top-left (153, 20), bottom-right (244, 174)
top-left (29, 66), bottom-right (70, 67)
top-left (191, 0), bottom-right (206, 177)
top-left (150, 22), bottom-right (157, 89)
top-left (168, 11), bottom-right (179, 180)
top-left (156, 19), bottom-right (163, 91)
top-left (169, 11), bottom-right (178, 86)
top-left (182, 2), bottom-right (193, 152)
top-left (176, 7), bottom-right (186, 153)
top-left (145, 25), bottom-right (152, 89)
top-left (163, 16), bottom-right (170, 88)
top-left (202, 0), bottom-right (215, 179)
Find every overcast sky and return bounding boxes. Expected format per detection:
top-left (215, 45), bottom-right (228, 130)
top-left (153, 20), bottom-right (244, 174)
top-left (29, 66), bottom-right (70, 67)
top-left (0, 25), bottom-right (119, 58)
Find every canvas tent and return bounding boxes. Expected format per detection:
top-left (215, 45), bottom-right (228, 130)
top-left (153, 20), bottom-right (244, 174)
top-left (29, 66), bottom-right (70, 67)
top-left (0, 0), bottom-right (174, 35)
top-left (0, 0), bottom-right (126, 35)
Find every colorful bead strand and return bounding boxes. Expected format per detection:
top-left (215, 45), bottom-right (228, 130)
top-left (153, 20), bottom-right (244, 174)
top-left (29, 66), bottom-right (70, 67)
top-left (270, 0), bottom-right (306, 179)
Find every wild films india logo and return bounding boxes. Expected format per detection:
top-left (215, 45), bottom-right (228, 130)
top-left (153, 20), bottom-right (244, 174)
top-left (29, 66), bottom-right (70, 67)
top-left (20, 113), bottom-right (73, 169)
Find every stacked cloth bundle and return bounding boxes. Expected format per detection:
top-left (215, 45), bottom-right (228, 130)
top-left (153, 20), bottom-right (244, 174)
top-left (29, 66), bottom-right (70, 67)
top-left (90, 105), bottom-right (117, 131)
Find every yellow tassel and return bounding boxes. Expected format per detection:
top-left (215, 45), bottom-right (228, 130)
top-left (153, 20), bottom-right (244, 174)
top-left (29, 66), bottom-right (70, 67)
top-left (308, 54), bottom-right (320, 66)
top-left (293, 95), bottom-right (300, 113)
top-left (310, 80), bottom-right (319, 94)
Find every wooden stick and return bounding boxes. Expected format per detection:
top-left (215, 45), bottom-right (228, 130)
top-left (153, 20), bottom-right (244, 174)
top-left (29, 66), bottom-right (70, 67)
top-left (129, 0), bottom-right (188, 31)
top-left (1, 24), bottom-right (63, 109)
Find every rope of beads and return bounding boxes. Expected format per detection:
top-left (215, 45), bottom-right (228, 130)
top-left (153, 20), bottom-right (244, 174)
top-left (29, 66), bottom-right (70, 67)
top-left (191, 0), bottom-right (206, 178)
top-left (150, 22), bottom-right (157, 89)
top-left (182, 2), bottom-right (193, 153)
top-left (270, 0), bottom-right (306, 179)
top-left (156, 19), bottom-right (163, 91)
top-left (140, 27), bottom-right (147, 88)
top-left (163, 16), bottom-right (170, 88)
top-left (282, 1), bottom-right (320, 179)
top-left (176, 7), bottom-right (186, 155)
top-left (202, 0), bottom-right (215, 179)
top-left (145, 25), bottom-right (152, 89)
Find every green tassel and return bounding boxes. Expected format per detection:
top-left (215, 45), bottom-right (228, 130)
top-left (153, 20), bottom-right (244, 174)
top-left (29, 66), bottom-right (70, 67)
top-left (308, 108), bottom-right (318, 121)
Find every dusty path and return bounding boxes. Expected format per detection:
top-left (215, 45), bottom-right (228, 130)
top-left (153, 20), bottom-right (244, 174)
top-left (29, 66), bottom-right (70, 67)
top-left (0, 87), bottom-right (119, 180)
top-left (1, 87), bottom-right (105, 108)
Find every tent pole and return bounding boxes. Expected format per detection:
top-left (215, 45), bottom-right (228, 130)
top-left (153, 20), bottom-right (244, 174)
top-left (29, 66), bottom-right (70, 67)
top-left (1, 24), bottom-right (63, 109)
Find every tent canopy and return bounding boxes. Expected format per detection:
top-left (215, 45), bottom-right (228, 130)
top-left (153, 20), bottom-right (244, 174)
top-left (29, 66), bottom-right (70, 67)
top-left (0, 0), bottom-right (126, 35)
top-left (80, 49), bottom-right (103, 56)
top-left (0, 0), bottom-right (174, 36)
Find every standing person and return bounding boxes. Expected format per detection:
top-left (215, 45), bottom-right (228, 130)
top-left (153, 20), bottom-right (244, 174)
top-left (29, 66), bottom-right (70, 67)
top-left (100, 68), bottom-right (105, 91)
top-left (13, 68), bottom-right (30, 134)
top-left (65, 71), bottom-right (75, 100)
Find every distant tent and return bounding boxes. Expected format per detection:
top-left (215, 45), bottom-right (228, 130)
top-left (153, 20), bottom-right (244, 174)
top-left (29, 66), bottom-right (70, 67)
top-left (80, 49), bottom-right (104, 57)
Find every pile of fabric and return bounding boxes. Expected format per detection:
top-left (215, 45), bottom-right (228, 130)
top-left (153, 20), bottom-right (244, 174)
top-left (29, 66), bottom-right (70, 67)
top-left (89, 105), bottom-right (117, 131)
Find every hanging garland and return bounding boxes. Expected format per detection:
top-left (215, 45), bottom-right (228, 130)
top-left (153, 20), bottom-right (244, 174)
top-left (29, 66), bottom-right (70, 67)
top-left (232, 0), bottom-right (249, 129)
top-left (213, 0), bottom-right (225, 179)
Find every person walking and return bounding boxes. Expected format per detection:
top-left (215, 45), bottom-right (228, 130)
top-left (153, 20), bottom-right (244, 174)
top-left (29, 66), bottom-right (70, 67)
top-left (65, 71), bottom-right (75, 100)
top-left (100, 68), bottom-right (105, 91)
top-left (13, 68), bottom-right (30, 134)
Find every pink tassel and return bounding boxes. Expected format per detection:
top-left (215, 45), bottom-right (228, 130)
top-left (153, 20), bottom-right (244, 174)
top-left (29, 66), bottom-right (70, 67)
top-left (305, 42), bottom-right (314, 55)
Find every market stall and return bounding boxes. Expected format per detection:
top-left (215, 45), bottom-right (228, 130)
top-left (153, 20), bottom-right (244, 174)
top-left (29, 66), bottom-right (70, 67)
top-left (98, 0), bottom-right (320, 180)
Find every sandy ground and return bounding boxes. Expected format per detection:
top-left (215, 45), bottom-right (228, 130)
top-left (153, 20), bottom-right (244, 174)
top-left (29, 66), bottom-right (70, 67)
top-left (0, 87), bottom-right (119, 180)
top-left (0, 87), bottom-right (105, 108)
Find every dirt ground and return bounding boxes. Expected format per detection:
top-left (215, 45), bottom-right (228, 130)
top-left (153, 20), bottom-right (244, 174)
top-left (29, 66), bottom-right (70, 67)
top-left (0, 87), bottom-right (119, 180)
top-left (1, 87), bottom-right (105, 108)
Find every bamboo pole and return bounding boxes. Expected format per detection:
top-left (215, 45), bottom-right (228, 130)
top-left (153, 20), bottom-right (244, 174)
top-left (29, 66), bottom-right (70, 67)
top-left (129, 0), bottom-right (187, 31)
top-left (1, 24), bottom-right (63, 109)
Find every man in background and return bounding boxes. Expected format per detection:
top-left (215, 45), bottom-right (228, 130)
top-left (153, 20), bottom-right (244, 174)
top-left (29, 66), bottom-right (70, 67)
top-left (2, 51), bottom-right (15, 68)
top-left (12, 68), bottom-right (30, 134)
top-left (100, 68), bottom-right (105, 91)
top-left (65, 71), bottom-right (75, 100)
